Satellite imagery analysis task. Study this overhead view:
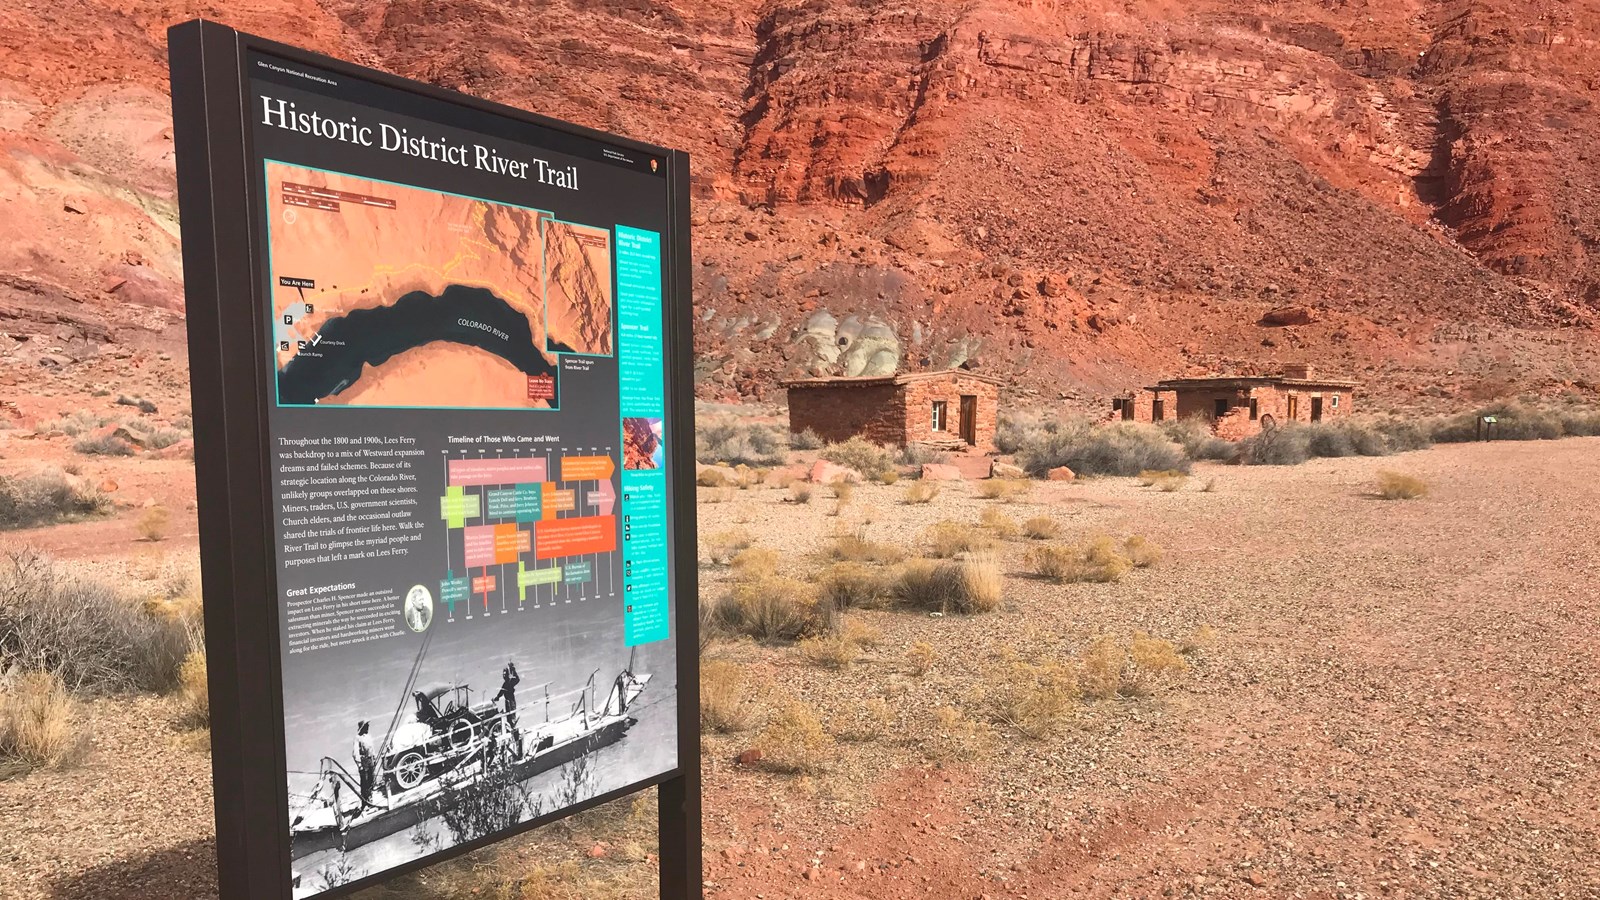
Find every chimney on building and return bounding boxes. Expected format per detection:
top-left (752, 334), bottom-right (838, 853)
top-left (1281, 362), bottom-right (1314, 380)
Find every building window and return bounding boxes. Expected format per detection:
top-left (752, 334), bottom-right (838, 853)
top-left (1111, 398), bottom-right (1125, 413)
top-left (1249, 398), bottom-right (1259, 420)
top-left (931, 401), bottom-right (947, 432)
top-left (1214, 398), bottom-right (1230, 419)
top-left (1331, 394), bottom-right (1340, 409)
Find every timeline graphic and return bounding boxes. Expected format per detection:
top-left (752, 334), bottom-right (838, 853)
top-left (437, 446), bottom-right (619, 620)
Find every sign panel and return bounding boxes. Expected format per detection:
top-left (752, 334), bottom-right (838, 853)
top-left (170, 22), bottom-right (698, 900)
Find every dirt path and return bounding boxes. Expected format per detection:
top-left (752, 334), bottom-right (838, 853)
top-left (3, 439), bottom-right (1598, 899)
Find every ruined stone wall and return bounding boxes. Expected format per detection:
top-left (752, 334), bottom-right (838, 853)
top-left (786, 383), bottom-right (906, 446)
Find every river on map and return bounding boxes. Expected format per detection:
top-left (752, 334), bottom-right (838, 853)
top-left (277, 285), bottom-right (572, 405)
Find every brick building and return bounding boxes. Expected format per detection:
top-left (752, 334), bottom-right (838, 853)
top-left (1112, 364), bottom-right (1359, 440)
top-left (783, 370), bottom-right (1002, 453)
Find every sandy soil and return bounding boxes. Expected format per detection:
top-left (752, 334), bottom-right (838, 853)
top-left (3, 439), bottom-right (1598, 899)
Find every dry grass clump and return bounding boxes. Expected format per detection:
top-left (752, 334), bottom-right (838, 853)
top-left (73, 432), bottom-right (135, 456)
top-left (902, 481), bottom-right (940, 505)
top-left (818, 562), bottom-right (889, 609)
top-left (1376, 470), bottom-right (1428, 500)
top-left (700, 659), bottom-right (755, 733)
top-left (927, 705), bottom-right (990, 762)
top-left (0, 671), bottom-right (85, 779)
top-left (820, 437), bottom-right (897, 481)
top-left (757, 701), bottom-right (833, 773)
top-left (1024, 535), bottom-right (1137, 583)
top-left (874, 469), bottom-right (901, 485)
top-left (920, 520), bottom-right (995, 559)
top-left (136, 506), bottom-right (171, 542)
top-left (976, 479), bottom-right (1031, 502)
top-left (829, 479), bottom-right (855, 502)
top-left (1139, 469), bottom-right (1189, 492)
top-left (1079, 632), bottom-right (1190, 699)
top-left (1179, 624), bottom-right (1220, 655)
top-left (838, 697), bottom-right (893, 743)
top-left (1123, 535), bottom-right (1163, 568)
top-left (1021, 516), bottom-right (1061, 540)
top-left (698, 468), bottom-right (733, 488)
top-left (718, 578), bottom-right (833, 643)
top-left (906, 641), bottom-right (937, 676)
top-left (700, 528), bottom-right (753, 566)
top-left (991, 660), bottom-right (1079, 738)
top-left (0, 549), bottom-right (194, 693)
top-left (787, 482), bottom-right (814, 504)
top-left (729, 547), bottom-right (779, 582)
top-left (979, 507), bottom-right (1019, 539)
top-left (798, 634), bottom-right (861, 669)
top-left (696, 417), bottom-right (789, 467)
top-left (840, 617), bottom-right (881, 648)
top-left (828, 531), bottom-right (906, 565)
top-left (0, 470), bottom-right (111, 530)
top-left (790, 428), bottom-right (825, 450)
top-left (892, 555), bottom-right (1003, 614)
top-left (176, 649), bottom-right (209, 728)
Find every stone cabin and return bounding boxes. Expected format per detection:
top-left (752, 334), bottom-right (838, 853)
top-left (782, 369), bottom-right (1002, 453)
top-left (1111, 364), bottom-right (1359, 440)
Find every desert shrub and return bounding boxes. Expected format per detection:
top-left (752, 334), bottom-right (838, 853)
top-left (840, 617), bottom-right (881, 648)
top-left (979, 507), bottom-right (1019, 539)
top-left (920, 521), bottom-right (994, 558)
top-left (140, 427), bottom-right (187, 450)
top-left (976, 479), bottom-right (1031, 502)
top-left (1430, 401), bottom-right (1565, 443)
top-left (1300, 421), bottom-right (1390, 458)
top-left (700, 660), bottom-right (754, 733)
top-left (790, 428), bottom-right (825, 450)
top-left (1021, 516), bottom-right (1061, 540)
top-left (1078, 637), bottom-right (1125, 700)
top-left (1123, 535), bottom-right (1163, 568)
top-left (818, 562), bottom-right (888, 609)
top-left (829, 479), bottom-right (855, 502)
top-left (36, 411), bottom-right (113, 437)
top-left (696, 417), bottom-right (788, 467)
top-left (698, 599), bottom-right (723, 651)
top-left (897, 443), bottom-right (948, 467)
top-left (1179, 624), bottom-right (1220, 655)
top-left (697, 468), bottom-right (732, 488)
top-left (875, 469), bottom-right (901, 485)
top-left (787, 482), bottom-right (814, 504)
top-left (757, 701), bottom-right (833, 773)
top-left (723, 577), bottom-right (833, 642)
top-left (701, 529), bottom-right (754, 566)
top-left (1138, 469), bottom-right (1188, 492)
top-left (839, 697), bottom-right (893, 743)
top-left (137, 506), bottom-right (171, 542)
top-left (892, 555), bottom-right (1002, 614)
top-left (1200, 477), bottom-right (1218, 493)
top-left (1558, 407), bottom-right (1600, 437)
top-left (0, 671), bottom-right (84, 779)
top-left (902, 481), bottom-right (940, 504)
top-left (906, 641), bottom-right (937, 676)
top-left (1024, 545), bottom-right (1076, 581)
top-left (1376, 471), bottom-right (1429, 500)
top-left (991, 660), bottom-right (1078, 738)
top-left (821, 437), bottom-right (896, 480)
top-left (1373, 418), bottom-right (1434, 452)
top-left (0, 471), bottom-right (110, 530)
top-left (176, 649), bottom-right (209, 728)
top-left (1162, 418), bottom-right (1238, 462)
top-left (799, 634), bottom-right (860, 669)
top-left (1238, 425), bottom-right (1312, 465)
top-left (1124, 632), bottom-right (1189, 695)
top-left (0, 549), bottom-right (192, 693)
top-left (729, 547), bottom-right (779, 582)
top-left (829, 531), bottom-right (906, 565)
top-left (1009, 417), bottom-right (1189, 478)
top-left (73, 432), bottom-right (134, 456)
top-left (994, 409), bottom-right (1051, 455)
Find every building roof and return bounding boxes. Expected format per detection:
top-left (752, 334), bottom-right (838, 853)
top-left (781, 368), bottom-right (1005, 389)
top-left (1149, 373), bottom-right (1361, 391)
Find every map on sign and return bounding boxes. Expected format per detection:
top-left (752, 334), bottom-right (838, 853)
top-left (265, 162), bottom-right (616, 409)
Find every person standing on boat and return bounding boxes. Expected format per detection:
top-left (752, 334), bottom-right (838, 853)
top-left (493, 661), bottom-right (522, 756)
top-left (353, 720), bottom-right (377, 808)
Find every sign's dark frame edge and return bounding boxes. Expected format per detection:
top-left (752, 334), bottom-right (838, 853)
top-left (169, 18), bottom-right (701, 900)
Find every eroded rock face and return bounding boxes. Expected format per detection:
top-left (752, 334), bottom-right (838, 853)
top-left (1, 0), bottom-right (1597, 406)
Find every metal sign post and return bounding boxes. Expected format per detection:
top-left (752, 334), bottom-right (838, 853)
top-left (170, 20), bottom-right (700, 899)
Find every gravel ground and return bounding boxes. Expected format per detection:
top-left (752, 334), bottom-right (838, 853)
top-left (4, 438), bottom-right (1598, 899)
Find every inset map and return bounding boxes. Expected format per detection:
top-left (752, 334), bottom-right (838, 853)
top-left (544, 221), bottom-right (614, 356)
top-left (266, 163), bottom-right (613, 409)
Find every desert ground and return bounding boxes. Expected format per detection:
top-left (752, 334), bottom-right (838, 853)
top-left (2, 436), bottom-right (1597, 899)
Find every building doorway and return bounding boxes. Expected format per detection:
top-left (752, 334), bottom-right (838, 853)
top-left (1311, 396), bottom-right (1324, 423)
top-left (1287, 394), bottom-right (1299, 420)
top-left (959, 395), bottom-right (978, 446)
top-left (1214, 398), bottom-right (1230, 419)
top-left (1152, 399), bottom-right (1165, 422)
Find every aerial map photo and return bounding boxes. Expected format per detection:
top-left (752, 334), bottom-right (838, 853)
top-left (266, 163), bottom-right (615, 409)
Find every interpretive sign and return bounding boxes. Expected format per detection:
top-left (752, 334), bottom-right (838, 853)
top-left (169, 21), bottom-right (699, 900)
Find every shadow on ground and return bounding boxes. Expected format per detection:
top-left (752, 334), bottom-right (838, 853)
top-left (50, 839), bottom-right (217, 900)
